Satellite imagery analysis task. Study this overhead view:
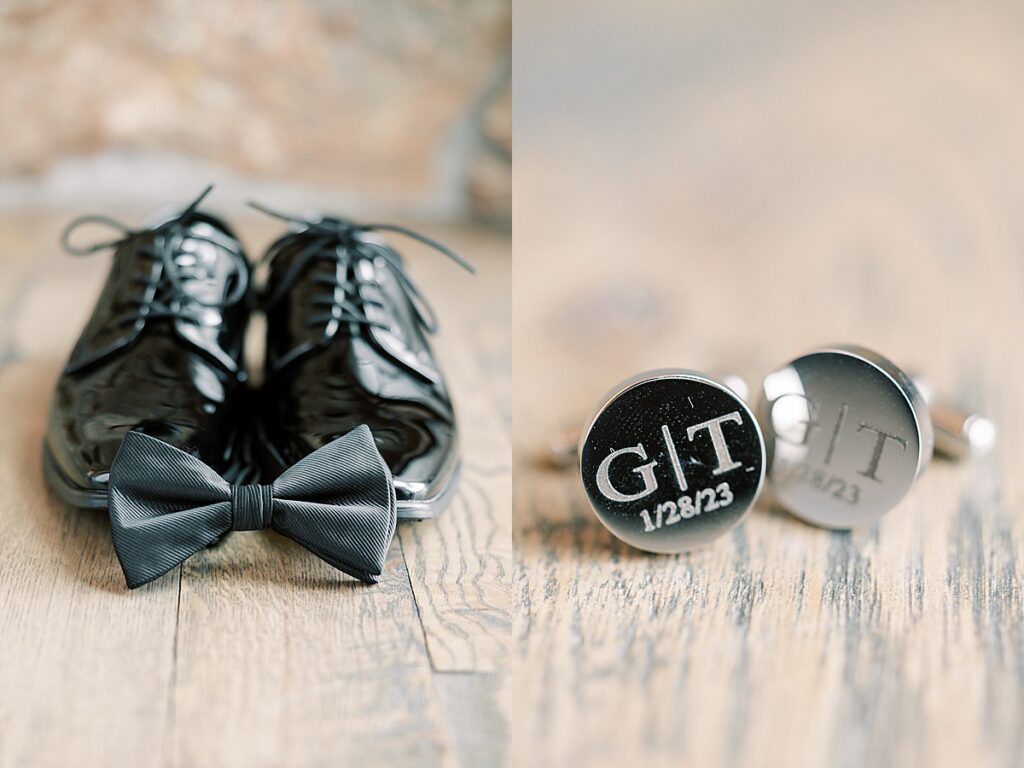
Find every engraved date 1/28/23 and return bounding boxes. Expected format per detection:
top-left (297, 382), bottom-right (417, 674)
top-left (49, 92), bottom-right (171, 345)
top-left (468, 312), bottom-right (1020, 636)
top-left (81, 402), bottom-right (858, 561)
top-left (639, 482), bottom-right (734, 533)
top-left (774, 459), bottom-right (861, 505)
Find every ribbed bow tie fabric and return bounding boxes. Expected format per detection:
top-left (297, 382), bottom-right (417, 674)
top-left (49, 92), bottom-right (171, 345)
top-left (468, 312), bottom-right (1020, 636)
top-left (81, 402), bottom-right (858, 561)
top-left (108, 425), bottom-right (397, 588)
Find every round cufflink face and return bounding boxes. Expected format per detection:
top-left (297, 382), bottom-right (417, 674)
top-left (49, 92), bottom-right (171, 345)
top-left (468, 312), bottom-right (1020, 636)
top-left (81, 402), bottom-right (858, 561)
top-left (757, 345), bottom-right (934, 529)
top-left (579, 370), bottom-right (766, 554)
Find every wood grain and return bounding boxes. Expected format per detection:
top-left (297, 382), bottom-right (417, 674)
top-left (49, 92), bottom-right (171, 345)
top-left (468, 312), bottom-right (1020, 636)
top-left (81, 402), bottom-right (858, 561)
top-left (0, 360), bottom-right (180, 768)
top-left (513, 4), bottom-right (1024, 767)
top-left (400, 313), bottom-right (513, 673)
top-left (0, 212), bottom-right (510, 768)
top-left (170, 537), bottom-right (450, 767)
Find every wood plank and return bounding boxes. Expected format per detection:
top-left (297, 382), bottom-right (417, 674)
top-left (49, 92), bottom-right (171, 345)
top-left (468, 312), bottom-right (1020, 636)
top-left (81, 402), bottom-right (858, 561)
top-left (436, 673), bottom-right (508, 768)
top-left (168, 535), bottom-right (453, 768)
top-left (397, 356), bottom-right (513, 673)
top-left (395, 226), bottom-right (514, 674)
top-left (0, 359), bottom-right (180, 768)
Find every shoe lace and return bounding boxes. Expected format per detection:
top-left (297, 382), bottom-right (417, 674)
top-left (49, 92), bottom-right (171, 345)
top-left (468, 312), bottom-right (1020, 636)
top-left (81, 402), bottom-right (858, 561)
top-left (248, 202), bottom-right (474, 334)
top-left (61, 185), bottom-right (250, 329)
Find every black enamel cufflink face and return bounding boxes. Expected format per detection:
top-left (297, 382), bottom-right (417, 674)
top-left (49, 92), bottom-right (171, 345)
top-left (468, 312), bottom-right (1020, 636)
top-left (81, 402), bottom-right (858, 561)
top-left (755, 344), bottom-right (995, 529)
top-left (579, 370), bottom-right (766, 553)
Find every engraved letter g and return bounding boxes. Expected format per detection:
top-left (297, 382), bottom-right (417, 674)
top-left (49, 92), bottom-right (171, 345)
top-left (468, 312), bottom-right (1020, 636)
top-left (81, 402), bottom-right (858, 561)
top-left (596, 444), bottom-right (659, 502)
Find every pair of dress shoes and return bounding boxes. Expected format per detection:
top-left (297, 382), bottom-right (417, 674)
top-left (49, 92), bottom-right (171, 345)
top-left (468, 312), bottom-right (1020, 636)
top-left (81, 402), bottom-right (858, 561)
top-left (43, 187), bottom-right (470, 525)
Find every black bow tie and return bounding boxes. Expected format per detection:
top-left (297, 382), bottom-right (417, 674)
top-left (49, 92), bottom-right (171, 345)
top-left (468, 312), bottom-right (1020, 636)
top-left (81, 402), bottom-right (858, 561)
top-left (107, 425), bottom-right (396, 588)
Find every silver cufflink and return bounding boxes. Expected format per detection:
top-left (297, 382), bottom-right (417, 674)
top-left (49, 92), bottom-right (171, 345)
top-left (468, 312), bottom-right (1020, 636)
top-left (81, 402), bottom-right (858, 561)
top-left (576, 370), bottom-right (765, 553)
top-left (755, 344), bottom-right (995, 529)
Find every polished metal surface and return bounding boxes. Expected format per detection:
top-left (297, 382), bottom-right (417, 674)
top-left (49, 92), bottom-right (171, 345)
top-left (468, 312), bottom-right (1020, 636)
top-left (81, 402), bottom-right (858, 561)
top-left (909, 377), bottom-right (997, 461)
top-left (929, 403), bottom-right (997, 460)
top-left (579, 370), bottom-right (765, 553)
top-left (757, 345), bottom-right (933, 529)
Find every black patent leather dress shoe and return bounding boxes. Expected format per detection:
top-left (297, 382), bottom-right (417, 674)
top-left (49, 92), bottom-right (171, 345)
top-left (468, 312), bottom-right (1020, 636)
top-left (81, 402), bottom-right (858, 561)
top-left (44, 188), bottom-right (253, 508)
top-left (251, 205), bottom-right (473, 519)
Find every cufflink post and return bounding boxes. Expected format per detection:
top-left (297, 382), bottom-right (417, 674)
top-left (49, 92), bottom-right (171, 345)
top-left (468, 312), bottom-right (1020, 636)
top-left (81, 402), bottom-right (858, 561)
top-left (910, 377), bottom-right (996, 461)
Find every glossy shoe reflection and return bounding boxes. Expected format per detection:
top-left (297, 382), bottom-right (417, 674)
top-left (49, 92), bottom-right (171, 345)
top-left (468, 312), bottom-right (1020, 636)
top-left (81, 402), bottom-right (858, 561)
top-left (252, 205), bottom-right (473, 519)
top-left (43, 187), bottom-right (254, 508)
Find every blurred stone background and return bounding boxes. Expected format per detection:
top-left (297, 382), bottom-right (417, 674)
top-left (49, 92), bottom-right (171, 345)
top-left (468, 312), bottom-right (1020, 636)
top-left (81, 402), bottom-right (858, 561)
top-left (0, 0), bottom-right (510, 227)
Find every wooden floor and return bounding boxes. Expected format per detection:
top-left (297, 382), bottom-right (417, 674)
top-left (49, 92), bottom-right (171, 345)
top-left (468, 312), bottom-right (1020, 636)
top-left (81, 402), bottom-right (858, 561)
top-left (513, 4), bottom-right (1024, 768)
top-left (0, 213), bottom-right (511, 768)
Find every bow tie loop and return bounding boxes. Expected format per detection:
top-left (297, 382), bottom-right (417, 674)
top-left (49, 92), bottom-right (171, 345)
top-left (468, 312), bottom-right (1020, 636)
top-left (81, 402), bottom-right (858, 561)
top-left (231, 484), bottom-right (275, 531)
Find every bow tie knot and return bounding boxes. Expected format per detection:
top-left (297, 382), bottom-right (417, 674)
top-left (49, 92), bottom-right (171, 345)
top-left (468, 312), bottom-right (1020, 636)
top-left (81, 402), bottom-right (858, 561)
top-left (231, 484), bottom-right (274, 531)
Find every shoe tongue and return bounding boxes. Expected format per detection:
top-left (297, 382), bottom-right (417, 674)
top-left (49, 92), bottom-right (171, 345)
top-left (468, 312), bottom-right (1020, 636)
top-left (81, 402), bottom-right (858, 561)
top-left (159, 218), bottom-right (247, 374)
top-left (170, 220), bottom-right (244, 305)
top-left (136, 207), bottom-right (246, 307)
